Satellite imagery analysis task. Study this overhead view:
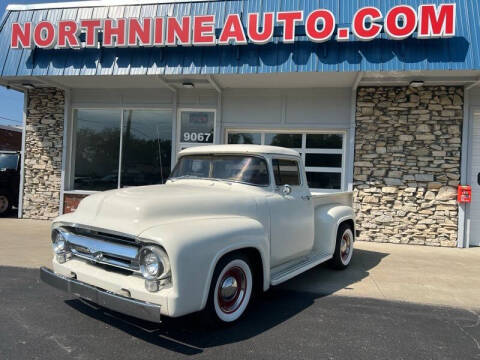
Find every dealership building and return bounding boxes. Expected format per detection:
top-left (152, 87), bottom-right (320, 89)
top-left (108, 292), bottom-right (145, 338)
top-left (0, 0), bottom-right (479, 248)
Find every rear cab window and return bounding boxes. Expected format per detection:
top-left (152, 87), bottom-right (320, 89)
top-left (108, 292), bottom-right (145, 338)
top-left (272, 159), bottom-right (301, 186)
top-left (0, 153), bottom-right (19, 171)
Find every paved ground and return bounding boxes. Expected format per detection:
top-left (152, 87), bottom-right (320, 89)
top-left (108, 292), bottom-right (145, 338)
top-left (1, 266), bottom-right (479, 360)
top-left (0, 218), bottom-right (51, 269)
top-left (1, 218), bottom-right (480, 359)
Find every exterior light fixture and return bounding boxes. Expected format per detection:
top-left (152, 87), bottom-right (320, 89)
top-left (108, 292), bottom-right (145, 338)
top-left (182, 82), bottom-right (195, 89)
top-left (21, 83), bottom-right (36, 90)
top-left (409, 81), bottom-right (424, 88)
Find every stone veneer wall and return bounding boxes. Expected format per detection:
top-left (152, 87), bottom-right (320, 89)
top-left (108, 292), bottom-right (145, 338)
top-left (354, 86), bottom-right (463, 247)
top-left (22, 88), bottom-right (64, 220)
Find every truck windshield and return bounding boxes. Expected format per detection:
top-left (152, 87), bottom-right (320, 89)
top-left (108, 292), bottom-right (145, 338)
top-left (0, 154), bottom-right (19, 171)
top-left (170, 155), bottom-right (269, 186)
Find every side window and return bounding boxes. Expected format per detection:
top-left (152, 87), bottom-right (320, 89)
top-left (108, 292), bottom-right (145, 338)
top-left (272, 159), bottom-right (300, 186)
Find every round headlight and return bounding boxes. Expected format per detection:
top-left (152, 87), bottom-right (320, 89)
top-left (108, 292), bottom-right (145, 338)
top-left (139, 246), bottom-right (170, 280)
top-left (52, 232), bottom-right (66, 254)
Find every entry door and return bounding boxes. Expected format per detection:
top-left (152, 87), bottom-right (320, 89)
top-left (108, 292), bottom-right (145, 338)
top-left (176, 110), bottom-right (216, 162)
top-left (268, 159), bottom-right (315, 267)
top-left (470, 111), bottom-right (480, 246)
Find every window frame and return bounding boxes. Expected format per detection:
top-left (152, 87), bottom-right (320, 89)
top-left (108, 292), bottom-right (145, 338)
top-left (67, 107), bottom-right (174, 194)
top-left (225, 129), bottom-right (346, 192)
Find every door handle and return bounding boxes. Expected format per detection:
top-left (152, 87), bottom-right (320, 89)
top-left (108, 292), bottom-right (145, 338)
top-left (301, 195), bottom-right (312, 201)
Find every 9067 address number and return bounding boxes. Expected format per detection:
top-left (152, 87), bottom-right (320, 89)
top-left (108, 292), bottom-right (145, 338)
top-left (183, 132), bottom-right (213, 143)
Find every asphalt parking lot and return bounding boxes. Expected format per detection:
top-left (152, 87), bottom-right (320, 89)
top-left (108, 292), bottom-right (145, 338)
top-left (1, 264), bottom-right (480, 360)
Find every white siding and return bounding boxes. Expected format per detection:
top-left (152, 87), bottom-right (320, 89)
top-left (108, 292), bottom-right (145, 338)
top-left (71, 88), bottom-right (174, 108)
top-left (222, 88), bottom-right (351, 129)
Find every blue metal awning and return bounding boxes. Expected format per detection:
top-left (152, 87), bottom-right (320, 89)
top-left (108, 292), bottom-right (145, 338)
top-left (0, 0), bottom-right (478, 77)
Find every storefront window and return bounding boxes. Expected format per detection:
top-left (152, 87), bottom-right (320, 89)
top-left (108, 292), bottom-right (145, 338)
top-left (227, 130), bottom-right (345, 191)
top-left (73, 110), bottom-right (121, 191)
top-left (121, 110), bottom-right (172, 187)
top-left (266, 133), bottom-right (302, 148)
top-left (227, 133), bottom-right (261, 145)
top-left (73, 109), bottom-right (172, 191)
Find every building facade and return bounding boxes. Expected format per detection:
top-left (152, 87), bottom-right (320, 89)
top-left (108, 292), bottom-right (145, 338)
top-left (0, 0), bottom-right (479, 247)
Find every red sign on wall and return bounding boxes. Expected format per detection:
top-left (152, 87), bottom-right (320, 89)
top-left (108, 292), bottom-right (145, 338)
top-left (457, 185), bottom-right (472, 204)
top-left (10, 3), bottom-right (457, 49)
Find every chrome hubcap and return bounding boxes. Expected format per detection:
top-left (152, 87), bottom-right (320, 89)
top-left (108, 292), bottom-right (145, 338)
top-left (340, 232), bottom-right (352, 264)
top-left (0, 196), bottom-right (8, 213)
top-left (221, 276), bottom-right (238, 300)
top-left (217, 267), bottom-right (247, 314)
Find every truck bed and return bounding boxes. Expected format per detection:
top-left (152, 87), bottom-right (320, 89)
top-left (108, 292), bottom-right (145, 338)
top-left (311, 191), bottom-right (353, 208)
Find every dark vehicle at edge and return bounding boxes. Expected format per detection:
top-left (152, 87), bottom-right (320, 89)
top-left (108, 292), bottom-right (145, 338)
top-left (0, 152), bottom-right (20, 216)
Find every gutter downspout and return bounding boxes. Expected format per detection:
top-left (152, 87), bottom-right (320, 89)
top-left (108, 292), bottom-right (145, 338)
top-left (458, 79), bottom-right (480, 248)
top-left (347, 72), bottom-right (363, 192)
top-left (17, 90), bottom-right (28, 219)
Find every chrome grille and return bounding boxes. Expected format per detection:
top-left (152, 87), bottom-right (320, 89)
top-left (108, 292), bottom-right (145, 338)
top-left (58, 227), bottom-right (141, 274)
top-left (64, 226), bottom-right (138, 245)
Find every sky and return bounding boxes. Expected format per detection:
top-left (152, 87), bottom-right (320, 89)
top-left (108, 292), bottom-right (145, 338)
top-left (0, 0), bottom-right (70, 127)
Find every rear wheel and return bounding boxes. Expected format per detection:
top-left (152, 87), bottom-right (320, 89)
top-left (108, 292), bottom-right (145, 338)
top-left (329, 223), bottom-right (354, 270)
top-left (205, 254), bottom-right (253, 325)
top-left (0, 195), bottom-right (11, 217)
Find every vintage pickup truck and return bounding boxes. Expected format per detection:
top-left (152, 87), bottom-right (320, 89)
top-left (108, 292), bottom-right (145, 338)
top-left (41, 145), bottom-right (355, 324)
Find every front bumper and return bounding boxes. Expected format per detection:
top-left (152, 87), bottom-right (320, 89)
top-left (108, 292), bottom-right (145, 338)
top-left (40, 267), bottom-right (161, 323)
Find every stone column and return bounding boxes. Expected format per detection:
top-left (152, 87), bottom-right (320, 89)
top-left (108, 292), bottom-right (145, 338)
top-left (354, 86), bottom-right (463, 247)
top-left (22, 88), bottom-right (64, 220)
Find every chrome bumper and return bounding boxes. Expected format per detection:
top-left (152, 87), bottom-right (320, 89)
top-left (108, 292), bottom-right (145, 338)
top-left (40, 267), bottom-right (161, 323)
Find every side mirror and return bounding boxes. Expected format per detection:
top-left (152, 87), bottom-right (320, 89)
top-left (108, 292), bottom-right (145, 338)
top-left (281, 184), bottom-right (292, 196)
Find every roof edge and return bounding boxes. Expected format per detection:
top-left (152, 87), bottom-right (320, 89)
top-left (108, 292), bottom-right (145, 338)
top-left (6, 0), bottom-right (216, 11)
top-left (180, 145), bottom-right (301, 157)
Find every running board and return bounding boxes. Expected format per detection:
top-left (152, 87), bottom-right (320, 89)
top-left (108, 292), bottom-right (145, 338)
top-left (270, 252), bottom-right (332, 286)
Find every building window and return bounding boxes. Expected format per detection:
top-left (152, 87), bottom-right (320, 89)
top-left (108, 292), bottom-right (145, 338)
top-left (72, 109), bottom-right (172, 191)
top-left (227, 130), bottom-right (345, 191)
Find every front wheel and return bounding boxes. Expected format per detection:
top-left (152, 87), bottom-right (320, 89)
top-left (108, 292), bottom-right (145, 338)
top-left (205, 254), bottom-right (253, 325)
top-left (329, 223), bottom-right (354, 270)
top-left (0, 194), bottom-right (11, 217)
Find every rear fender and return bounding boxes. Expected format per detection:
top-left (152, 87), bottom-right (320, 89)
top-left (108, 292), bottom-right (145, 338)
top-left (314, 205), bottom-right (355, 255)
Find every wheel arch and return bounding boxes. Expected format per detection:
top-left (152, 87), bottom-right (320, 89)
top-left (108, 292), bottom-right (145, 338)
top-left (338, 217), bottom-right (355, 241)
top-left (201, 245), bottom-right (268, 310)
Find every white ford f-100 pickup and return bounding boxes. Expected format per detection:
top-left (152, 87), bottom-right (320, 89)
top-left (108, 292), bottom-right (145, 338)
top-left (41, 145), bottom-right (355, 324)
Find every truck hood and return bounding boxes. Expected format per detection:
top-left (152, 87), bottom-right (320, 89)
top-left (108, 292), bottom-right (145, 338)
top-left (61, 181), bottom-right (261, 236)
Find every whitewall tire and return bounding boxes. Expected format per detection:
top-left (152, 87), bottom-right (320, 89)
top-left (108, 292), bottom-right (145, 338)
top-left (329, 223), bottom-right (354, 270)
top-left (207, 255), bottom-right (253, 324)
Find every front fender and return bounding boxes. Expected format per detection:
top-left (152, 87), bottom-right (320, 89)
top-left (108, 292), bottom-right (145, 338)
top-left (139, 216), bottom-right (269, 317)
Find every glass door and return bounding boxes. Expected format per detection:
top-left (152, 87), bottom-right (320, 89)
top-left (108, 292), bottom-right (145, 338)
top-left (176, 109), bottom-right (216, 156)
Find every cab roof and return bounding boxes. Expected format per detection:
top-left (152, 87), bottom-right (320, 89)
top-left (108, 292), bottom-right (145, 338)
top-left (179, 145), bottom-right (300, 157)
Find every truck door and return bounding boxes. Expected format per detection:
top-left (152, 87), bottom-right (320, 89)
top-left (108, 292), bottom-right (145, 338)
top-left (268, 158), bottom-right (315, 267)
